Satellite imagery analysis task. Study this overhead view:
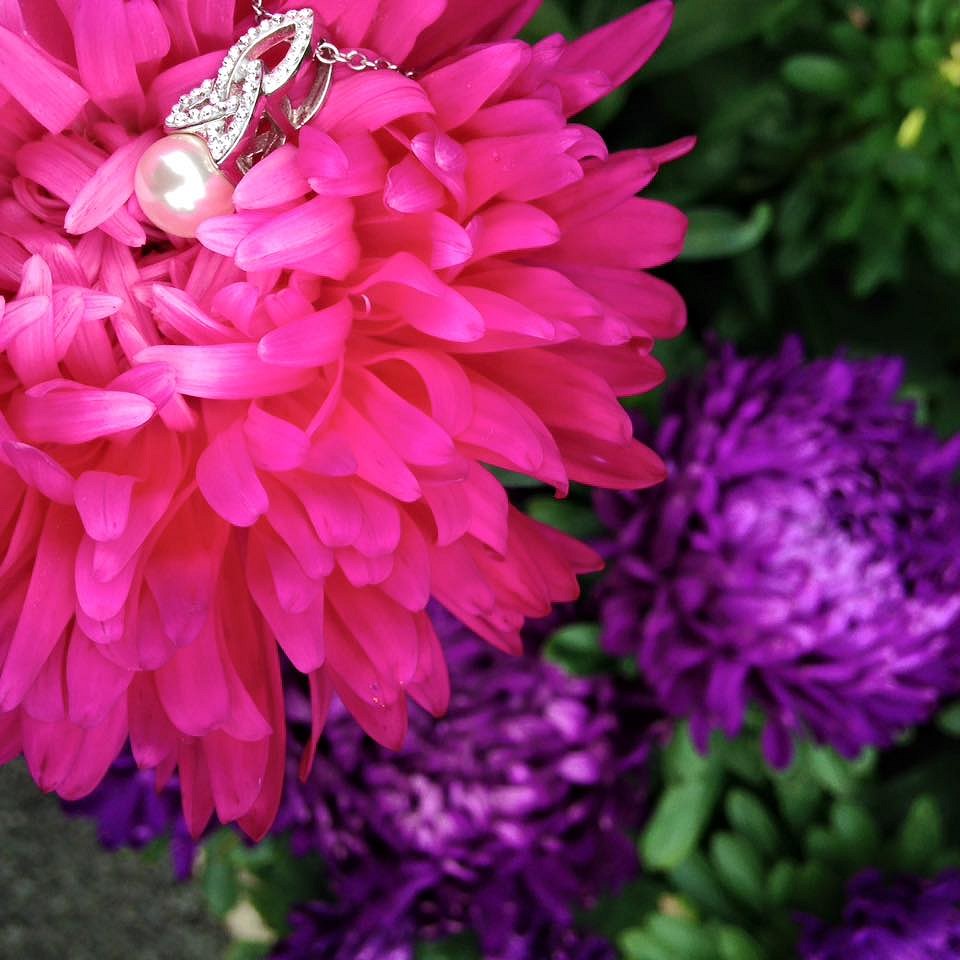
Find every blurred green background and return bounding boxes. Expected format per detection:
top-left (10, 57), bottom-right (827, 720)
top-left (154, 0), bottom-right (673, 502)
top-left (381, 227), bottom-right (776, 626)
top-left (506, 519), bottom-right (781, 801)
top-left (532, 0), bottom-right (960, 434)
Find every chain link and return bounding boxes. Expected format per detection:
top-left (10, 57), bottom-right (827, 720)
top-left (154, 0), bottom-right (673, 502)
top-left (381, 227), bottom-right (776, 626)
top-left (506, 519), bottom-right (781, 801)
top-left (314, 40), bottom-right (411, 76)
top-left (252, 3), bottom-right (413, 76)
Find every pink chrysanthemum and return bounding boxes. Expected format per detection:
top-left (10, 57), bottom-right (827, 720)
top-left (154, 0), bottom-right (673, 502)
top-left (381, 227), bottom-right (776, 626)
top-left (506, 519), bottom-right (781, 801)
top-left (0, 0), bottom-right (688, 837)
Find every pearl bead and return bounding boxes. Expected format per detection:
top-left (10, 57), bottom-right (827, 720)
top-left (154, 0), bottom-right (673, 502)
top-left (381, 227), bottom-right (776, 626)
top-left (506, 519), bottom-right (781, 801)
top-left (134, 134), bottom-right (235, 239)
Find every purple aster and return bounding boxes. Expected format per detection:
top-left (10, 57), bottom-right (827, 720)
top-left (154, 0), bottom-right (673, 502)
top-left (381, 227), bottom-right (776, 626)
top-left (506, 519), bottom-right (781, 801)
top-left (272, 608), bottom-right (649, 960)
top-left (62, 752), bottom-right (196, 880)
top-left (798, 870), bottom-right (960, 959)
top-left (597, 338), bottom-right (960, 766)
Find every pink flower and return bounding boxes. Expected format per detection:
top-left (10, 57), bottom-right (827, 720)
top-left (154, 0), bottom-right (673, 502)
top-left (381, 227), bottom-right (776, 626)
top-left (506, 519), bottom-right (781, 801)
top-left (0, 0), bottom-right (688, 838)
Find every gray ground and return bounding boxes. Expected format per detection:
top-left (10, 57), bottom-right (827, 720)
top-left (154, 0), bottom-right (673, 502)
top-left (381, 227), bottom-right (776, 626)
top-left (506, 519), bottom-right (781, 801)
top-left (0, 760), bottom-right (228, 960)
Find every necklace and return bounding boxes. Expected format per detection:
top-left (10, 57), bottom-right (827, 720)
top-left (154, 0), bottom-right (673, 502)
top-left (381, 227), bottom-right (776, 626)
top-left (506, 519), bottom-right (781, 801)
top-left (134, 3), bottom-right (409, 239)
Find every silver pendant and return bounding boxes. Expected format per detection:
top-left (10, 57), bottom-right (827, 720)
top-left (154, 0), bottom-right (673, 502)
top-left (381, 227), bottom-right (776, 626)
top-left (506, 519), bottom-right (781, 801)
top-left (163, 9), bottom-right (332, 184)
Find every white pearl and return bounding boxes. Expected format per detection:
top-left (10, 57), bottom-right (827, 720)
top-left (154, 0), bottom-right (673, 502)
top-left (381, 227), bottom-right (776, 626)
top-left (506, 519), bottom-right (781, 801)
top-left (134, 134), bottom-right (235, 239)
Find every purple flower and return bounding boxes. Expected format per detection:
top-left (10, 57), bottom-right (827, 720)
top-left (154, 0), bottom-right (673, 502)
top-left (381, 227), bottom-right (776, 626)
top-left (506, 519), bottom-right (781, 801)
top-left (798, 870), bottom-right (960, 959)
top-left (62, 753), bottom-right (196, 880)
top-left (272, 608), bottom-right (649, 959)
top-left (597, 339), bottom-right (960, 766)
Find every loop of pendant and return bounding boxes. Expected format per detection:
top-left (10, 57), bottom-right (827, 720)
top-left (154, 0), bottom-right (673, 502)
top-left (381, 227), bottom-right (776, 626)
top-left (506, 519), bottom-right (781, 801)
top-left (163, 9), bottom-right (337, 184)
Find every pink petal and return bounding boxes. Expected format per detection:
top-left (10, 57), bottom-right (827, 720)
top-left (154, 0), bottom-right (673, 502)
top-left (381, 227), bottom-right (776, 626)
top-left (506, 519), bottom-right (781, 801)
top-left (135, 343), bottom-right (315, 399)
top-left (411, 0), bottom-right (540, 67)
top-left (247, 540), bottom-right (325, 672)
top-left (155, 621), bottom-right (231, 737)
top-left (65, 131), bottom-right (158, 237)
top-left (0, 25), bottom-right (88, 132)
top-left (467, 202), bottom-right (560, 260)
top-left (197, 423), bottom-right (269, 527)
top-left (23, 638), bottom-right (67, 723)
top-left (127, 673), bottom-right (178, 769)
top-left (244, 405), bottom-right (311, 472)
top-left (357, 252), bottom-right (484, 342)
top-left (555, 431), bottom-right (667, 489)
top-left (316, 71), bottom-right (433, 136)
top-left (257, 300), bottom-right (352, 368)
top-left (357, 211), bottom-right (473, 270)
top-left (384, 155), bottom-right (445, 214)
top-left (204, 729), bottom-right (270, 824)
top-left (346, 368), bottom-right (458, 469)
top-left (74, 534), bottom-right (138, 622)
top-left (234, 197), bottom-right (360, 276)
top-left (421, 42), bottom-right (530, 130)
top-left (144, 496), bottom-right (220, 646)
top-left (562, 265), bottom-right (687, 339)
top-left (556, 0), bottom-right (675, 116)
top-left (125, 0), bottom-right (172, 66)
top-left (9, 382), bottom-right (156, 444)
top-left (72, 0), bottom-right (144, 124)
top-left (74, 471), bottom-right (137, 542)
top-left (328, 578), bottom-right (419, 685)
top-left (233, 145), bottom-right (309, 210)
top-left (66, 626), bottom-right (133, 727)
top-left (330, 404), bottom-right (421, 502)
top-left (196, 210), bottom-right (273, 258)
top-left (540, 197), bottom-right (688, 270)
top-left (3, 441), bottom-right (74, 504)
top-left (178, 739), bottom-right (215, 838)
top-left (405, 612), bottom-right (451, 717)
top-left (0, 295), bottom-right (52, 350)
top-left (0, 506), bottom-right (81, 712)
top-left (150, 284), bottom-right (236, 345)
top-left (379, 514), bottom-right (430, 611)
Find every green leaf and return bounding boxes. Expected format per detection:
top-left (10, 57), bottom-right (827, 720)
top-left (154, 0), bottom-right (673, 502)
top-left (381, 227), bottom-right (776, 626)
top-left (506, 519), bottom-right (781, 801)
top-left (671, 854), bottom-right (742, 920)
top-left (641, 0), bottom-right (781, 77)
top-left (791, 860), bottom-right (841, 916)
top-left (781, 55), bottom-right (855, 97)
top-left (725, 790), bottom-right (781, 860)
top-left (620, 927), bottom-right (681, 960)
top-left (485, 466), bottom-right (543, 489)
top-left (680, 205), bottom-right (774, 261)
top-left (642, 778), bottom-right (722, 871)
top-left (937, 700), bottom-right (960, 736)
top-left (416, 935), bottom-right (482, 960)
top-left (808, 747), bottom-right (858, 797)
top-left (829, 802), bottom-right (880, 865)
top-left (774, 767), bottom-right (824, 833)
top-left (543, 623), bottom-right (616, 678)
top-left (766, 859), bottom-right (798, 908)
top-left (522, 0), bottom-right (577, 40)
top-left (717, 926), bottom-right (765, 960)
top-left (645, 914), bottom-right (717, 960)
top-left (897, 796), bottom-right (943, 874)
top-left (663, 724), bottom-right (719, 783)
top-left (525, 495), bottom-right (603, 538)
top-left (226, 944), bottom-right (272, 960)
top-left (710, 833), bottom-right (767, 910)
top-left (202, 855), bottom-right (240, 919)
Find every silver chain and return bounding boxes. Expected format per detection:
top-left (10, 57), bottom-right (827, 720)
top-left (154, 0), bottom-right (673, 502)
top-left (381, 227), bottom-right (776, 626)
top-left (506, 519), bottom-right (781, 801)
top-left (251, 2), bottom-right (413, 76)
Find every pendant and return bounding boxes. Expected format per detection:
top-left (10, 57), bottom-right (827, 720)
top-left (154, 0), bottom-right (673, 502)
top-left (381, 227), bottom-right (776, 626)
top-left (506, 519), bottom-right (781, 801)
top-left (135, 9), bottom-right (332, 238)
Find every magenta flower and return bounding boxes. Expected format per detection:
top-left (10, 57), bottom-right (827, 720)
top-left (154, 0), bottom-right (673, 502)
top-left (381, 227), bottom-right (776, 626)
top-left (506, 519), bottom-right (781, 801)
top-left (598, 340), bottom-right (960, 765)
top-left (0, 0), bottom-right (687, 837)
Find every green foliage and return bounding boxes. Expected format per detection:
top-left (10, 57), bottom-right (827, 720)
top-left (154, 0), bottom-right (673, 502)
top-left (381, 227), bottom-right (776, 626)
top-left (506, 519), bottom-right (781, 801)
top-left (415, 935), bottom-right (483, 960)
top-left (198, 830), bottom-right (325, 952)
top-left (621, 723), bottom-right (960, 959)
